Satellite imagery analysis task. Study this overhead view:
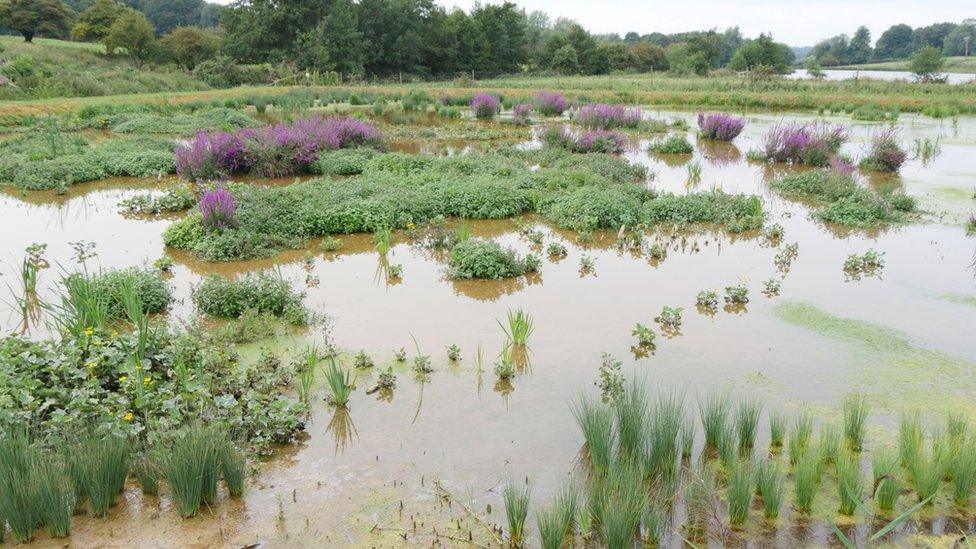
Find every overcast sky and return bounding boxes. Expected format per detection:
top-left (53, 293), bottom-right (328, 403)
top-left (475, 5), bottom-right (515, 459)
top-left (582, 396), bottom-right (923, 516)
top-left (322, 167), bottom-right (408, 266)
top-left (208, 1), bottom-right (973, 47)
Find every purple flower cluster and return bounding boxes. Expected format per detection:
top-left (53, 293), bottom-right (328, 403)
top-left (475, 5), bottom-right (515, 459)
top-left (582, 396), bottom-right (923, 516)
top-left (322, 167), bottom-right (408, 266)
top-left (541, 124), bottom-right (627, 154)
top-left (470, 93), bottom-right (501, 119)
top-left (859, 126), bottom-right (906, 173)
top-left (199, 184), bottom-right (236, 230)
top-left (573, 103), bottom-right (642, 130)
top-left (829, 155), bottom-right (857, 177)
top-left (697, 112), bottom-right (746, 141)
top-left (513, 103), bottom-right (533, 125)
top-left (535, 92), bottom-right (568, 116)
top-left (762, 122), bottom-right (848, 166)
top-left (175, 116), bottom-right (384, 180)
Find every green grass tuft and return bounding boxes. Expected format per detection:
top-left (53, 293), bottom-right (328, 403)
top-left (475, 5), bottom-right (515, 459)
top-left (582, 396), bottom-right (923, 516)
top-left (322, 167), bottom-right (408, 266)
top-left (503, 479), bottom-right (531, 544)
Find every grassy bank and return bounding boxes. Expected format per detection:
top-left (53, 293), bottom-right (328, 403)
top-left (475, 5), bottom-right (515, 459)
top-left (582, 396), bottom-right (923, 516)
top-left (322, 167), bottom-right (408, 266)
top-left (837, 56), bottom-right (976, 73)
top-left (2, 73), bottom-right (975, 122)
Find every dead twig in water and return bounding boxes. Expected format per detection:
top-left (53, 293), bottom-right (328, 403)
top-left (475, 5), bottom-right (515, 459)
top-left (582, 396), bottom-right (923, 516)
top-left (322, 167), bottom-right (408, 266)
top-left (370, 524), bottom-right (491, 549)
top-left (432, 479), bottom-right (503, 547)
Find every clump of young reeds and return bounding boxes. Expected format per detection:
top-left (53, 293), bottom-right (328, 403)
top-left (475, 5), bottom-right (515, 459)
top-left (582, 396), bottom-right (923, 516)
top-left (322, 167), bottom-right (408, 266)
top-left (32, 454), bottom-right (75, 538)
top-left (76, 432), bottom-right (128, 517)
top-left (735, 397), bottom-right (763, 449)
top-left (296, 345), bottom-right (318, 405)
top-left (681, 415), bottom-right (696, 460)
top-left (684, 463), bottom-right (719, 540)
top-left (132, 454), bottom-right (160, 495)
top-left (836, 451), bottom-right (863, 515)
top-left (726, 457), bottom-right (753, 527)
top-left (843, 393), bottom-right (869, 452)
top-left (699, 393), bottom-right (732, 450)
top-left (220, 440), bottom-right (247, 498)
top-left (159, 424), bottom-right (222, 518)
top-left (872, 447), bottom-right (900, 512)
top-left (899, 411), bottom-right (923, 467)
top-left (323, 357), bottom-right (353, 407)
top-left (615, 380), bottom-right (649, 462)
top-left (373, 227), bottom-right (392, 254)
top-left (818, 423), bottom-right (841, 466)
top-left (906, 440), bottom-right (944, 504)
top-left (503, 479), bottom-right (531, 544)
top-left (951, 436), bottom-right (976, 507)
top-left (769, 410), bottom-right (786, 448)
top-left (536, 484), bottom-right (578, 549)
top-left (572, 394), bottom-right (615, 474)
top-left (498, 308), bottom-right (534, 346)
top-left (593, 463), bottom-right (646, 547)
top-left (788, 410), bottom-right (814, 465)
top-left (756, 458), bottom-right (785, 520)
top-left (645, 388), bottom-right (684, 481)
top-left (793, 448), bottom-right (821, 514)
top-left (0, 431), bottom-right (40, 542)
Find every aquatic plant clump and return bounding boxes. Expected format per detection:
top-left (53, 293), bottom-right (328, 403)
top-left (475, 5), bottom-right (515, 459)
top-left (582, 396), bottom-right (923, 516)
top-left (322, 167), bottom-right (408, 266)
top-left (512, 103), bottom-right (533, 124)
top-left (859, 126), bottom-right (907, 173)
top-left (535, 92), bottom-right (568, 116)
top-left (573, 103), bottom-right (643, 129)
top-left (760, 122), bottom-right (848, 166)
top-left (175, 116), bottom-right (385, 180)
top-left (192, 271), bottom-right (308, 324)
top-left (447, 238), bottom-right (539, 279)
top-left (697, 112), bottom-right (745, 141)
top-left (771, 170), bottom-right (916, 228)
top-left (470, 93), bottom-right (501, 119)
top-left (541, 124), bottom-right (627, 154)
top-left (648, 135), bottom-right (694, 155)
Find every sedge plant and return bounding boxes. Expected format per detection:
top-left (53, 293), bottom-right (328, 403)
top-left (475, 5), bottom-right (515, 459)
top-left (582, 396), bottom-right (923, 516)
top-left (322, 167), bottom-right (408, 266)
top-left (503, 479), bottom-right (531, 544)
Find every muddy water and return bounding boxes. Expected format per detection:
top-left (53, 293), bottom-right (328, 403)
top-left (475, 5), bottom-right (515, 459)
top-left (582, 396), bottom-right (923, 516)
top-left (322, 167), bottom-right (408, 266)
top-left (2, 111), bottom-right (976, 546)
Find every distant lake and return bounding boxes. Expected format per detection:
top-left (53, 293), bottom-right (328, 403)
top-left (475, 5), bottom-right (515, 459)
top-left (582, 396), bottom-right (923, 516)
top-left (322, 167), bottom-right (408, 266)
top-left (788, 69), bottom-right (976, 85)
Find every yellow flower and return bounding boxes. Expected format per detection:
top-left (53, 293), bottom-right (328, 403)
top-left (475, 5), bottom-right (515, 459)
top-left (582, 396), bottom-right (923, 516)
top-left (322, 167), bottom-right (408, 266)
top-left (123, 412), bottom-right (134, 422)
top-left (143, 376), bottom-right (152, 386)
top-left (111, 330), bottom-right (119, 338)
top-left (84, 327), bottom-right (94, 337)
top-left (119, 375), bottom-right (128, 383)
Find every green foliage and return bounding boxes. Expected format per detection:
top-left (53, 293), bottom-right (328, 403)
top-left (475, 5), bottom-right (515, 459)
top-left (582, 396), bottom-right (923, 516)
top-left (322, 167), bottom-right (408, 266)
top-left (793, 448), bottom-right (820, 513)
top-left (836, 451), bottom-right (863, 515)
top-left (771, 170), bottom-right (915, 228)
top-left (74, 431), bottom-right (128, 517)
top-left (735, 397), bottom-right (763, 449)
top-left (843, 393), bottom-right (869, 451)
top-left (192, 271), bottom-right (308, 324)
top-left (159, 423), bottom-right (223, 518)
top-left (909, 46), bottom-right (945, 79)
top-left (164, 152), bottom-right (763, 260)
top-left (503, 479), bottom-right (531, 543)
top-left (314, 148), bottom-right (379, 176)
top-left (103, 8), bottom-right (157, 68)
top-left (120, 185), bottom-right (196, 214)
top-left (726, 458), bottom-right (753, 526)
top-left (756, 459), bottom-right (785, 519)
top-left (159, 26), bottom-right (221, 71)
top-left (448, 238), bottom-right (539, 279)
top-left (78, 267), bottom-right (172, 319)
top-left (647, 134), bottom-right (694, 154)
top-left (0, 0), bottom-right (73, 43)
top-left (71, 0), bottom-right (125, 42)
top-left (323, 358), bottom-right (353, 407)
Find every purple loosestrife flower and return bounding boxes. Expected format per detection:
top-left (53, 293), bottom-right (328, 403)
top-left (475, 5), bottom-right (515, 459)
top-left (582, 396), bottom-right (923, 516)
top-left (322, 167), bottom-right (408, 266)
top-left (174, 116), bottom-right (383, 180)
top-left (513, 103), bottom-right (533, 124)
top-left (470, 93), bottom-right (501, 119)
top-left (762, 122), bottom-right (849, 166)
top-left (697, 112), bottom-right (746, 141)
top-left (540, 124), bottom-right (625, 153)
top-left (859, 126), bottom-right (906, 172)
top-left (535, 92), bottom-right (568, 116)
top-left (573, 103), bottom-right (642, 130)
top-left (829, 155), bottom-right (857, 177)
top-left (199, 184), bottom-right (236, 230)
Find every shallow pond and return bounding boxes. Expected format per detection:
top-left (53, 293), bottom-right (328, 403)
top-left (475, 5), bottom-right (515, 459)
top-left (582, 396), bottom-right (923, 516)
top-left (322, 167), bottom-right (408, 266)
top-left (1, 110), bottom-right (975, 546)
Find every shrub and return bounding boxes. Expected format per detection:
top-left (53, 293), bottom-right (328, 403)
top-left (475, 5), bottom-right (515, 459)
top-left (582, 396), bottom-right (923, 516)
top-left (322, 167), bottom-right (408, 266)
top-left (648, 135), bottom-right (694, 154)
top-left (760, 122), bottom-right (848, 166)
top-left (79, 267), bottom-right (172, 319)
top-left (470, 93), bottom-right (501, 119)
top-left (858, 126), bottom-right (907, 173)
top-left (697, 112), bottom-right (745, 141)
top-left (541, 124), bottom-right (627, 153)
top-left (573, 103), bottom-right (642, 129)
top-left (513, 103), bottom-right (533, 124)
top-left (175, 116), bottom-right (385, 180)
top-left (448, 238), bottom-right (539, 279)
top-left (192, 271), bottom-right (308, 323)
top-left (535, 92), bottom-right (568, 116)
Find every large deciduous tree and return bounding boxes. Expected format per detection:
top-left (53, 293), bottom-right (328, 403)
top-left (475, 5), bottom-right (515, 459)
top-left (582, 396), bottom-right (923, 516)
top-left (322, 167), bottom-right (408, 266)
top-left (103, 8), bottom-right (156, 67)
top-left (0, 0), bottom-right (74, 42)
top-left (875, 24), bottom-right (913, 60)
top-left (71, 0), bottom-right (124, 42)
top-left (159, 25), bottom-right (219, 70)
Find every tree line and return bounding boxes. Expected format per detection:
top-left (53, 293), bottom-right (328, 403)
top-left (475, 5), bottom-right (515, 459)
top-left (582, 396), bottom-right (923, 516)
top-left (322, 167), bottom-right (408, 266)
top-left (810, 20), bottom-right (975, 66)
top-left (0, 0), bottom-right (795, 79)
